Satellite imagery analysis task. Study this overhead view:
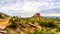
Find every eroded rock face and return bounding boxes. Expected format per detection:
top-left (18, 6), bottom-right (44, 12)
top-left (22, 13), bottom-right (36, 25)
top-left (0, 25), bottom-right (7, 34)
top-left (0, 17), bottom-right (11, 30)
top-left (0, 25), bottom-right (6, 30)
top-left (32, 13), bottom-right (41, 18)
top-left (0, 30), bottom-right (7, 34)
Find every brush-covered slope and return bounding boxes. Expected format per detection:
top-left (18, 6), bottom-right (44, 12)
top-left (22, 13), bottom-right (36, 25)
top-left (0, 13), bottom-right (60, 34)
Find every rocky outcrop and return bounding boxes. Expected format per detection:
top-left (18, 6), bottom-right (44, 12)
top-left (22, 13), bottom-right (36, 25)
top-left (0, 30), bottom-right (7, 34)
top-left (32, 13), bottom-right (41, 18)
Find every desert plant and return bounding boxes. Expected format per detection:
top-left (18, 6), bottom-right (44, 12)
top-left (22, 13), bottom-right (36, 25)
top-left (10, 16), bottom-right (20, 28)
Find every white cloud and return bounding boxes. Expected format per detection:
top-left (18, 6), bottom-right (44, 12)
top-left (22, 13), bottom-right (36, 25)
top-left (0, 0), bottom-right (40, 17)
top-left (41, 13), bottom-right (60, 16)
top-left (0, 0), bottom-right (60, 17)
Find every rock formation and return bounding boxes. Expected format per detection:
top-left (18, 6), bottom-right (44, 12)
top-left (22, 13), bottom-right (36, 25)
top-left (32, 13), bottom-right (41, 18)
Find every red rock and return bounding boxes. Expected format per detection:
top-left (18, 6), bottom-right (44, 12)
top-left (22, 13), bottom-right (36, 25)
top-left (32, 13), bottom-right (41, 17)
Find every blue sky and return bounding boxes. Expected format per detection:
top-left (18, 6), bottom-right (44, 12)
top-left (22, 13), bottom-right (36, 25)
top-left (0, 0), bottom-right (60, 17)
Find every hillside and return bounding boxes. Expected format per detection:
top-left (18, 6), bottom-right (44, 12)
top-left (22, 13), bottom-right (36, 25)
top-left (0, 13), bottom-right (60, 34)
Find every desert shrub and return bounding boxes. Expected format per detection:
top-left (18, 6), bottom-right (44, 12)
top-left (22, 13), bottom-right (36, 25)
top-left (36, 27), bottom-right (55, 34)
top-left (27, 28), bottom-right (55, 34)
top-left (10, 16), bottom-right (20, 28)
top-left (14, 31), bottom-right (21, 34)
top-left (0, 12), bottom-right (6, 19)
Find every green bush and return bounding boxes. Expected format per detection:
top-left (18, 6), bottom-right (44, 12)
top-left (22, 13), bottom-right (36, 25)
top-left (10, 16), bottom-right (20, 28)
top-left (14, 31), bottom-right (21, 34)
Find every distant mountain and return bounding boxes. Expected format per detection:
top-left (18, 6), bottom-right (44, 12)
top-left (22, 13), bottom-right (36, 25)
top-left (32, 13), bottom-right (60, 18)
top-left (44, 16), bottom-right (60, 18)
